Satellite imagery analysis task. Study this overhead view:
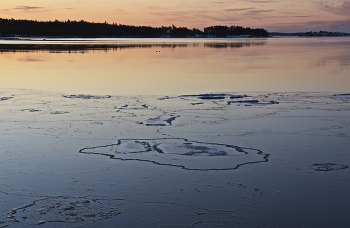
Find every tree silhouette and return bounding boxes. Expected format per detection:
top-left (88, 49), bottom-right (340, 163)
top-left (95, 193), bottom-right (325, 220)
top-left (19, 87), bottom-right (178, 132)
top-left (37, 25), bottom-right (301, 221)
top-left (0, 18), bottom-right (269, 38)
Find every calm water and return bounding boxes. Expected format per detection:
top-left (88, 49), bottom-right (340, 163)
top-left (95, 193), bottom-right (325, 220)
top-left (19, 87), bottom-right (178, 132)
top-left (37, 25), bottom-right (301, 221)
top-left (1, 37), bottom-right (350, 95)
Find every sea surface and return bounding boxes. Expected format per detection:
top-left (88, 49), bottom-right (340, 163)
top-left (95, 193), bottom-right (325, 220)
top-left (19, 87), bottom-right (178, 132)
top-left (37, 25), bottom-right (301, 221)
top-left (1, 37), bottom-right (349, 95)
top-left (0, 37), bottom-right (349, 228)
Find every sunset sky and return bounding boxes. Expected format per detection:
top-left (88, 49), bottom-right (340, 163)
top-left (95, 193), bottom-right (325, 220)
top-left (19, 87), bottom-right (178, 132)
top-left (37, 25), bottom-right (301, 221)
top-left (1, 0), bottom-right (350, 32)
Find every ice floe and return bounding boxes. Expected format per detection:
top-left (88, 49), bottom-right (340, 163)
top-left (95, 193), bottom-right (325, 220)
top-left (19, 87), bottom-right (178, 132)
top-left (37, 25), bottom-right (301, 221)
top-left (311, 163), bottom-right (349, 171)
top-left (91, 121), bottom-right (103, 125)
top-left (139, 115), bottom-right (178, 126)
top-left (178, 93), bottom-right (280, 106)
top-left (227, 100), bottom-right (279, 106)
top-left (181, 93), bottom-right (248, 100)
top-left (50, 111), bottom-right (69, 114)
top-left (80, 138), bottom-right (269, 170)
top-left (6, 196), bottom-right (120, 226)
top-left (198, 94), bottom-right (226, 100)
top-left (21, 108), bottom-right (41, 112)
top-left (330, 93), bottom-right (350, 101)
top-left (0, 97), bottom-right (12, 101)
top-left (63, 94), bottom-right (111, 99)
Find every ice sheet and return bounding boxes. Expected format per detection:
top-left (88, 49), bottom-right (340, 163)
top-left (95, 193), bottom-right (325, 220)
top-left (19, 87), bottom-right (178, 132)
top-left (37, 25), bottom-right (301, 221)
top-left (0, 89), bottom-right (349, 228)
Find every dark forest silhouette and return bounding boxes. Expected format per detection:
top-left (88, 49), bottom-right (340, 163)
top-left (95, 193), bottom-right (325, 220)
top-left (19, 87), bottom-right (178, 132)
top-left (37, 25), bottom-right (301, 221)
top-left (0, 18), bottom-right (269, 38)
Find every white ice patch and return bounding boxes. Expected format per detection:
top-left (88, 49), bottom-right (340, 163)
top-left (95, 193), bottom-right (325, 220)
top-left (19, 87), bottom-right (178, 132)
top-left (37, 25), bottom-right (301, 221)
top-left (155, 142), bottom-right (244, 156)
top-left (117, 141), bottom-right (151, 153)
top-left (140, 115), bottom-right (178, 126)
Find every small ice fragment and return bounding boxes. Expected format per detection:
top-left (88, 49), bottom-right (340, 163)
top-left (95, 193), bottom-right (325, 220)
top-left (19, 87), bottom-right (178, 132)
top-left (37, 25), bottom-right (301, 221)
top-left (120, 104), bottom-right (148, 109)
top-left (330, 93), bottom-right (350, 101)
top-left (91, 122), bottom-right (103, 125)
top-left (227, 100), bottom-right (279, 105)
top-left (50, 111), bottom-right (69, 115)
top-left (37, 220), bottom-right (45, 225)
top-left (198, 95), bottom-right (225, 100)
top-left (230, 100), bottom-right (259, 103)
top-left (230, 95), bottom-right (248, 99)
top-left (332, 93), bottom-right (350, 97)
top-left (311, 163), bottom-right (349, 171)
top-left (190, 102), bottom-right (204, 105)
top-left (0, 97), bottom-right (12, 101)
top-left (22, 108), bottom-right (41, 112)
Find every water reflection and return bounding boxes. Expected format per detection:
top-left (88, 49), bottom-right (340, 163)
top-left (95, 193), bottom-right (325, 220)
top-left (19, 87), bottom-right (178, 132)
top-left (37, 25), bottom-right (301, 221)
top-left (204, 42), bottom-right (266, 49)
top-left (0, 41), bottom-right (266, 53)
top-left (0, 43), bottom-right (190, 53)
top-left (0, 37), bottom-right (349, 95)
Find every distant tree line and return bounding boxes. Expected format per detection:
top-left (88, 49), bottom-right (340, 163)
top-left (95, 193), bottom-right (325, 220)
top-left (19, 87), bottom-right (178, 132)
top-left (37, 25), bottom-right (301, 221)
top-left (203, 26), bottom-right (268, 37)
top-left (303, 31), bottom-right (347, 37)
top-left (0, 18), bottom-right (269, 38)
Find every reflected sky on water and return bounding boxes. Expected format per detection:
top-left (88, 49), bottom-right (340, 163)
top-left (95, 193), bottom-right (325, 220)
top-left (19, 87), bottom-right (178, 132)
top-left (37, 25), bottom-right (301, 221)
top-left (0, 37), bottom-right (349, 95)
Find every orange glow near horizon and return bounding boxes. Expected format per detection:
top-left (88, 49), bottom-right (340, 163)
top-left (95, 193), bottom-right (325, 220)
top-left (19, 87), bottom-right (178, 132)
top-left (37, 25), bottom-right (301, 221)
top-left (1, 0), bottom-right (350, 32)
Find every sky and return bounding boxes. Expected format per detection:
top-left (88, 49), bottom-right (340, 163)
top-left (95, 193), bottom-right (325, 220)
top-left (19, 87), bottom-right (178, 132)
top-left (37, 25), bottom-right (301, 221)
top-left (1, 0), bottom-right (350, 32)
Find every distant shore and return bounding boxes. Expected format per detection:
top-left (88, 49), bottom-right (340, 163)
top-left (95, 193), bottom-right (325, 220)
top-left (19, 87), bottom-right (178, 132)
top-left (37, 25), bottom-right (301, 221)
top-left (270, 31), bottom-right (350, 37)
top-left (0, 18), bottom-right (269, 38)
top-left (1, 18), bottom-right (349, 38)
